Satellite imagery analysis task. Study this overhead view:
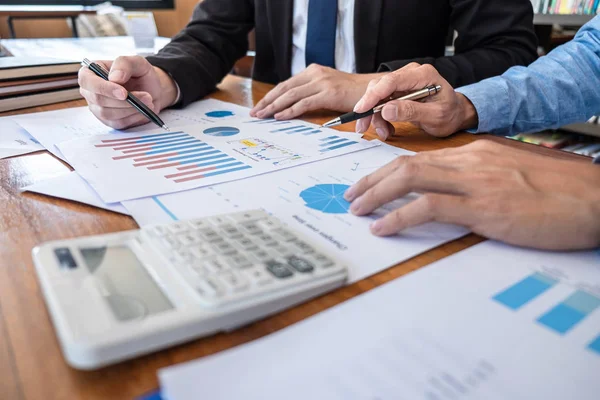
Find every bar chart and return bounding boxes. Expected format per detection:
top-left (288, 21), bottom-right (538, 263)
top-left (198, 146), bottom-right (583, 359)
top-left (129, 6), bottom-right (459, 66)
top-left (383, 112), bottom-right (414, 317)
top-left (95, 131), bottom-right (251, 184)
top-left (493, 271), bottom-right (600, 356)
top-left (319, 136), bottom-right (359, 153)
top-left (245, 119), bottom-right (323, 135)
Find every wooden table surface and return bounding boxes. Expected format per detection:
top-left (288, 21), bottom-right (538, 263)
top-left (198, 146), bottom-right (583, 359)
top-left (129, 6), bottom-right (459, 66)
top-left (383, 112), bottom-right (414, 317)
top-left (0, 75), bottom-right (589, 400)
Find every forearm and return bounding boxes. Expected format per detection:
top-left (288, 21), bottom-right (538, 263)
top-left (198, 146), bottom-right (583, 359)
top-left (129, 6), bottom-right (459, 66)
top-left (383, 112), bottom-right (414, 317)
top-left (146, 0), bottom-right (254, 107)
top-left (457, 17), bottom-right (600, 136)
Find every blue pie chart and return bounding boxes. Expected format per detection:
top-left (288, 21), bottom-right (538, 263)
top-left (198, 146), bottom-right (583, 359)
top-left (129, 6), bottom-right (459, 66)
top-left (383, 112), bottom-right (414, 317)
top-left (299, 184), bottom-right (351, 214)
top-left (206, 110), bottom-right (234, 118)
top-left (203, 126), bottom-right (240, 137)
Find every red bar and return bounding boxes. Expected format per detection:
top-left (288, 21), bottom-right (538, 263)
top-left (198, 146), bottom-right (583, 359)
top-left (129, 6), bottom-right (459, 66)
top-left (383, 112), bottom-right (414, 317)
top-left (147, 161), bottom-right (181, 170)
top-left (165, 166), bottom-right (216, 179)
top-left (121, 139), bottom-right (196, 154)
top-left (113, 151), bottom-right (153, 160)
top-left (174, 174), bottom-right (208, 183)
top-left (177, 164), bottom-right (202, 171)
top-left (133, 152), bottom-right (178, 162)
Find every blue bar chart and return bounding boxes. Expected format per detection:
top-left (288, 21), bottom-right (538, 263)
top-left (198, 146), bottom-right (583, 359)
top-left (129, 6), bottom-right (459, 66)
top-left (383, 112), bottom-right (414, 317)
top-left (95, 131), bottom-right (251, 184)
top-left (245, 119), bottom-right (322, 135)
top-left (537, 290), bottom-right (600, 334)
top-left (493, 272), bottom-right (557, 310)
top-left (319, 135), bottom-right (359, 153)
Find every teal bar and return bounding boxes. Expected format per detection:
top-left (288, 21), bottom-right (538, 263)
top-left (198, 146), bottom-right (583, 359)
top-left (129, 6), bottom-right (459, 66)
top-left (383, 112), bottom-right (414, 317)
top-left (493, 272), bottom-right (557, 310)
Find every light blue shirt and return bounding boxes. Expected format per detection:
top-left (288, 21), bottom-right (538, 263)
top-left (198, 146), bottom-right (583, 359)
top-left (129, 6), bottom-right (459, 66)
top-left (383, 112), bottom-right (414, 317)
top-left (456, 16), bottom-right (600, 164)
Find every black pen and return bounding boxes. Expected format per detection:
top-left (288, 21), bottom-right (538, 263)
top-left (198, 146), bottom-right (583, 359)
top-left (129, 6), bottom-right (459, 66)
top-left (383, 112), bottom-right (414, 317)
top-left (322, 85), bottom-right (442, 128)
top-left (81, 58), bottom-right (169, 131)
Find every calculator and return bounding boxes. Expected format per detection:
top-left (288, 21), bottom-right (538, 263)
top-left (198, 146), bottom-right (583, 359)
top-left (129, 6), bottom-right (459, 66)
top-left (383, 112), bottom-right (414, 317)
top-left (32, 210), bottom-right (348, 370)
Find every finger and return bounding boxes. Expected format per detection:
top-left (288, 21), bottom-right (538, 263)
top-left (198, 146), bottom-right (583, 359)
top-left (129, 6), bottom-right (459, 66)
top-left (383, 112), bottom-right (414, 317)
top-left (104, 112), bottom-right (154, 131)
top-left (369, 194), bottom-right (472, 236)
top-left (371, 113), bottom-right (395, 140)
top-left (345, 156), bottom-right (412, 202)
top-left (274, 93), bottom-right (326, 120)
top-left (80, 89), bottom-right (152, 109)
top-left (381, 100), bottom-right (430, 124)
top-left (354, 64), bottom-right (443, 114)
top-left (355, 115), bottom-right (372, 134)
top-left (251, 74), bottom-right (311, 117)
top-left (255, 83), bottom-right (317, 119)
top-left (109, 56), bottom-right (153, 84)
top-left (349, 162), bottom-right (469, 216)
top-left (78, 66), bottom-right (127, 100)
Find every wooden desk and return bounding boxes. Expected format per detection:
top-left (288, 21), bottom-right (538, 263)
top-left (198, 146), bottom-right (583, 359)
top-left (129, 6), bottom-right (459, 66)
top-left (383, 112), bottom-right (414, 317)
top-left (0, 75), bottom-right (589, 400)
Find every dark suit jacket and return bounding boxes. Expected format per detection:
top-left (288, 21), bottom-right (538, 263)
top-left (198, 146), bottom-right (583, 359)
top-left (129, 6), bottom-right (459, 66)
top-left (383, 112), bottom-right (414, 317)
top-left (147, 0), bottom-right (537, 107)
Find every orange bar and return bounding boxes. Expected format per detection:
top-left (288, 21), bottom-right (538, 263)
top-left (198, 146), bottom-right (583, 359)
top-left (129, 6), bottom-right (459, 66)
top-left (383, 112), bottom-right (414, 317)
top-left (165, 166), bottom-right (216, 179)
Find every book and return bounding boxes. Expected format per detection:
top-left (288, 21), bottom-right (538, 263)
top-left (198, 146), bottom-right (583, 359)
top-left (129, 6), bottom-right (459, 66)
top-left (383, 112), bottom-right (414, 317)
top-left (0, 87), bottom-right (81, 113)
top-left (0, 77), bottom-right (79, 98)
top-left (0, 57), bottom-right (80, 81)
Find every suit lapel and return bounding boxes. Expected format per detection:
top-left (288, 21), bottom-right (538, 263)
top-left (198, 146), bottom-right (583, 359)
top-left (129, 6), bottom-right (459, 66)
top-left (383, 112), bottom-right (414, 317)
top-left (266, 0), bottom-right (294, 80)
top-left (354, 0), bottom-right (383, 73)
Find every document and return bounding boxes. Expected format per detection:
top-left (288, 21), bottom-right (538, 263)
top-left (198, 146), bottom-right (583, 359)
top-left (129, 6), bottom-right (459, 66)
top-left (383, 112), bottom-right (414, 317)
top-left (21, 171), bottom-right (129, 215)
top-left (57, 116), bottom-right (377, 203)
top-left (124, 143), bottom-right (468, 283)
top-left (12, 99), bottom-right (254, 161)
top-left (159, 241), bottom-right (600, 400)
top-left (0, 118), bottom-right (43, 159)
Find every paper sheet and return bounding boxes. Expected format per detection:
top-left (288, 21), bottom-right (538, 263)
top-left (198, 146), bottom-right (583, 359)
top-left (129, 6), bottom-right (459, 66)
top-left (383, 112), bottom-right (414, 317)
top-left (159, 241), bottom-right (600, 400)
top-left (57, 116), bottom-right (376, 203)
top-left (21, 171), bottom-right (130, 215)
top-left (123, 143), bottom-right (468, 283)
top-left (12, 99), bottom-right (254, 161)
top-left (0, 118), bottom-right (44, 159)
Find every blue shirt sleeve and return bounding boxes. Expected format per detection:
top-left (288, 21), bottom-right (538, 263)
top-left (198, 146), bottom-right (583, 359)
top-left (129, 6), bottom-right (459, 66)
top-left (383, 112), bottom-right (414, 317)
top-left (456, 15), bottom-right (600, 137)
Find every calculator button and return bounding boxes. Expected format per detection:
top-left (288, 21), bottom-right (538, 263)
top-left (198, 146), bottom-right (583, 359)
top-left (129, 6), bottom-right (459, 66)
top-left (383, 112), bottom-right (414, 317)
top-left (212, 242), bottom-right (238, 256)
top-left (266, 260), bottom-right (294, 279)
top-left (227, 210), bottom-right (265, 223)
top-left (202, 258), bottom-right (227, 273)
top-left (250, 249), bottom-right (272, 262)
top-left (240, 222), bottom-right (263, 235)
top-left (220, 224), bottom-right (241, 237)
top-left (257, 234), bottom-right (278, 247)
top-left (207, 215), bottom-right (228, 226)
top-left (272, 228), bottom-right (296, 242)
top-left (178, 233), bottom-right (200, 246)
top-left (150, 225), bottom-right (167, 236)
top-left (270, 244), bottom-right (292, 257)
top-left (243, 268), bottom-right (273, 286)
top-left (198, 228), bottom-right (223, 242)
top-left (286, 256), bottom-right (315, 273)
top-left (189, 264), bottom-right (208, 277)
top-left (219, 271), bottom-right (249, 292)
top-left (196, 277), bottom-right (225, 298)
top-left (312, 253), bottom-right (335, 268)
top-left (160, 236), bottom-right (180, 250)
top-left (190, 246), bottom-right (213, 259)
top-left (235, 237), bottom-right (255, 249)
top-left (189, 219), bottom-right (208, 229)
top-left (167, 222), bottom-right (189, 234)
top-left (257, 217), bottom-right (280, 230)
top-left (290, 240), bottom-right (315, 254)
top-left (224, 254), bottom-right (253, 269)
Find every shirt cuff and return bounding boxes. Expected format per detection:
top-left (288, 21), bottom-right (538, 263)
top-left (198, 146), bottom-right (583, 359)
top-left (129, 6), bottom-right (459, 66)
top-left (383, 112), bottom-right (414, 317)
top-left (456, 79), bottom-right (511, 135)
top-left (594, 155), bottom-right (600, 164)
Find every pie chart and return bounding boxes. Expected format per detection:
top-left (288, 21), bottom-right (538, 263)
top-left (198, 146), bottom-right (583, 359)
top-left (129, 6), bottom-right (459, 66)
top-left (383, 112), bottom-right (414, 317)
top-left (203, 126), bottom-right (240, 137)
top-left (299, 184), bottom-right (351, 214)
top-left (205, 110), bottom-right (234, 118)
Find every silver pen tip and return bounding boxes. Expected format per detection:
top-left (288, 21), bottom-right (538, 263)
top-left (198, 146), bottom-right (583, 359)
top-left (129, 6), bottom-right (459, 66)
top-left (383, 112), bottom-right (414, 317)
top-left (322, 118), bottom-right (339, 127)
top-left (162, 125), bottom-right (170, 131)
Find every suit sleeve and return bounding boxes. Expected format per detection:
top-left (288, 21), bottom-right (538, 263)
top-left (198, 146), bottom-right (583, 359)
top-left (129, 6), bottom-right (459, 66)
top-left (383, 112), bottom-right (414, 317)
top-left (378, 0), bottom-right (538, 87)
top-left (146, 0), bottom-right (255, 107)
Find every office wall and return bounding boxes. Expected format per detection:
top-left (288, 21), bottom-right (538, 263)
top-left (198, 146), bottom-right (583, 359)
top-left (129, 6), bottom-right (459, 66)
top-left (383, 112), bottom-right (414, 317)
top-left (0, 0), bottom-right (199, 39)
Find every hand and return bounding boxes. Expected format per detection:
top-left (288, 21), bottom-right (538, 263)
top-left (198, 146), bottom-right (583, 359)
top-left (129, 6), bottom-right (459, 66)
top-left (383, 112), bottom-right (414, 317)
top-left (353, 63), bottom-right (478, 139)
top-left (250, 64), bottom-right (386, 120)
top-left (344, 140), bottom-right (600, 250)
top-left (78, 56), bottom-right (179, 130)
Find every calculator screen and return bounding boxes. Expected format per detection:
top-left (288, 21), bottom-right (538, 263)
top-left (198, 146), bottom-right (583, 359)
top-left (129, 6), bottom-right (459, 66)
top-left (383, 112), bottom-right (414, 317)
top-left (79, 246), bottom-right (174, 321)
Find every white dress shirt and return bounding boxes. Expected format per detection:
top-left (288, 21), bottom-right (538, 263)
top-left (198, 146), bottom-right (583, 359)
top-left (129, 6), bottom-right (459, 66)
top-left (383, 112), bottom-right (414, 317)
top-left (291, 0), bottom-right (356, 76)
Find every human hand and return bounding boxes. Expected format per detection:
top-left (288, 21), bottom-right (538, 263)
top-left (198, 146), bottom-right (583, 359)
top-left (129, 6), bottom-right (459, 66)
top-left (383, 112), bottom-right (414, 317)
top-left (354, 63), bottom-right (478, 139)
top-left (250, 64), bottom-right (385, 120)
top-left (78, 56), bottom-right (179, 130)
top-left (344, 140), bottom-right (600, 250)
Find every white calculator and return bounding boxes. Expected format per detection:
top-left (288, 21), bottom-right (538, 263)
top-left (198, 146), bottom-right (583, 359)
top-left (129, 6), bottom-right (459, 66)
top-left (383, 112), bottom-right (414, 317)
top-left (32, 210), bottom-right (348, 370)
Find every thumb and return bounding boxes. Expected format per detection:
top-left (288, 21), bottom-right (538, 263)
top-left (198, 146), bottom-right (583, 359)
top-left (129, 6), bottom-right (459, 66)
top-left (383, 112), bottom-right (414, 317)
top-left (108, 56), bottom-right (153, 85)
top-left (381, 100), bottom-right (429, 124)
